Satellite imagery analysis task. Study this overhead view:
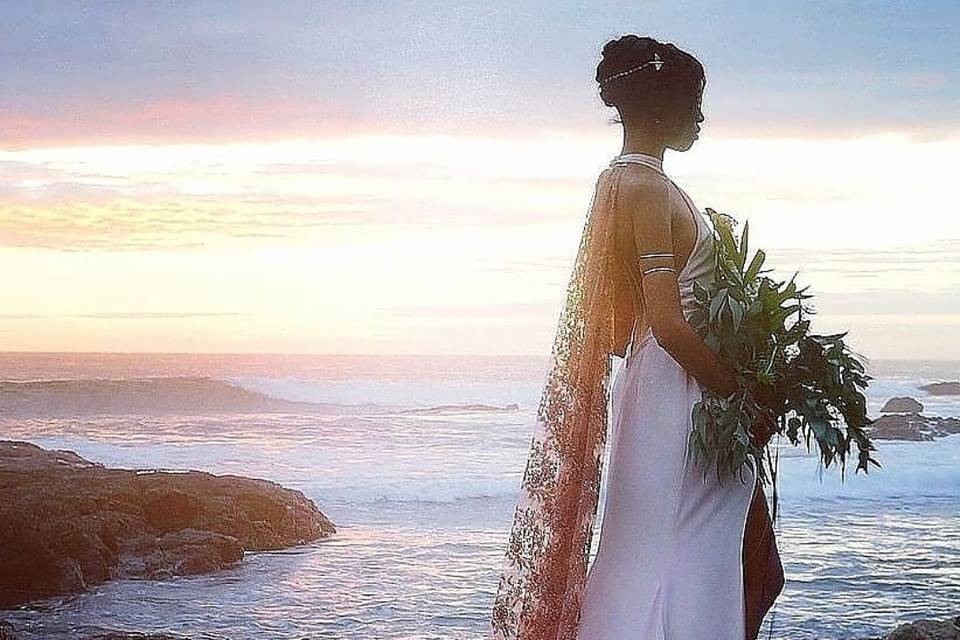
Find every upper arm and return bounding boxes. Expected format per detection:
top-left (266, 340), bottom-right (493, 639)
top-left (617, 173), bottom-right (686, 341)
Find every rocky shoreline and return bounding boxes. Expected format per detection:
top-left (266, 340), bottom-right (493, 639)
top-left (0, 624), bottom-right (186, 640)
top-left (2, 380), bottom-right (957, 639)
top-left (0, 441), bottom-right (335, 608)
top-left (919, 381), bottom-right (960, 396)
top-left (0, 613), bottom-right (957, 639)
top-left (868, 395), bottom-right (960, 441)
top-left (870, 614), bottom-right (960, 639)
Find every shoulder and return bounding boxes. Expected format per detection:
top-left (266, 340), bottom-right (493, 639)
top-left (614, 167), bottom-right (672, 221)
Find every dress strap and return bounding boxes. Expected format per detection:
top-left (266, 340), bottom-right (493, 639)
top-left (609, 153), bottom-right (664, 175)
top-left (610, 153), bottom-right (701, 273)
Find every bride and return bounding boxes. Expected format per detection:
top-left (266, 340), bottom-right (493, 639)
top-left (489, 35), bottom-right (781, 639)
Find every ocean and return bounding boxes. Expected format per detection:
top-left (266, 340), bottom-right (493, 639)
top-left (0, 352), bottom-right (957, 640)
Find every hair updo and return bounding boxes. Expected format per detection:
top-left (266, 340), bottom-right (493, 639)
top-left (596, 35), bottom-right (705, 123)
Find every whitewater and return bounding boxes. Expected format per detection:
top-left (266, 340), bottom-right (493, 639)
top-left (0, 352), bottom-right (957, 639)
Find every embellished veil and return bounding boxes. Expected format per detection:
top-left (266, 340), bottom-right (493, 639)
top-left (489, 163), bottom-right (635, 639)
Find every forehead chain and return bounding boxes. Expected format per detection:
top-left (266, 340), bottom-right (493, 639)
top-left (599, 52), bottom-right (664, 85)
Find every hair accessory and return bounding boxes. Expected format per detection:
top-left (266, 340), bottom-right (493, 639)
top-left (599, 52), bottom-right (664, 85)
top-left (639, 252), bottom-right (674, 259)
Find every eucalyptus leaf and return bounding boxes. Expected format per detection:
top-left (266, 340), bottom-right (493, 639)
top-left (690, 209), bottom-right (880, 493)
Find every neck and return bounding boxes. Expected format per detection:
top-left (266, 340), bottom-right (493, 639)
top-left (620, 126), bottom-right (666, 160)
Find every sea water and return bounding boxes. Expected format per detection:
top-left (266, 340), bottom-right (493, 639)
top-left (0, 353), bottom-right (957, 640)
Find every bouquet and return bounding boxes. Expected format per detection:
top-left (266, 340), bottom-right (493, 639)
top-left (687, 209), bottom-right (881, 515)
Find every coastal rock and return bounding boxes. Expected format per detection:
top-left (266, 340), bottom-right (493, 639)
top-left (78, 634), bottom-right (185, 640)
top-left (0, 441), bottom-right (335, 608)
top-left (920, 381), bottom-right (960, 396)
top-left (0, 377), bottom-right (317, 419)
top-left (880, 396), bottom-right (924, 414)
top-left (867, 413), bottom-right (960, 441)
top-left (0, 622), bottom-right (185, 640)
top-left (877, 614), bottom-right (960, 639)
top-left (117, 528), bottom-right (244, 578)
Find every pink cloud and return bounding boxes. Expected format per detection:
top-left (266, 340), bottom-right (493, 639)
top-left (0, 96), bottom-right (363, 149)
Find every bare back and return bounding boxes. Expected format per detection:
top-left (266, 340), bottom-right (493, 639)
top-left (609, 157), bottom-right (703, 355)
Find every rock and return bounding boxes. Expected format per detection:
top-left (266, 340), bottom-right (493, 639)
top-left (868, 413), bottom-right (960, 441)
top-left (880, 396), bottom-right (924, 414)
top-left (0, 441), bottom-right (335, 608)
top-left (142, 489), bottom-right (201, 532)
top-left (920, 381), bottom-right (960, 396)
top-left (0, 377), bottom-right (318, 419)
top-left (881, 614), bottom-right (960, 639)
top-left (0, 621), bottom-right (186, 640)
top-left (0, 619), bottom-right (189, 640)
top-left (0, 620), bottom-right (15, 640)
top-left (83, 633), bottom-right (185, 640)
top-left (117, 529), bottom-right (244, 578)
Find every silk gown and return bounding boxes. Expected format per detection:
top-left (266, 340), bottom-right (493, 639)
top-left (575, 152), bottom-right (758, 640)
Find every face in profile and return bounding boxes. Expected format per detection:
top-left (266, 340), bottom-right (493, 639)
top-left (666, 87), bottom-right (705, 152)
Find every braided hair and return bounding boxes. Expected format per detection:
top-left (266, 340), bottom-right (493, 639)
top-left (596, 35), bottom-right (705, 128)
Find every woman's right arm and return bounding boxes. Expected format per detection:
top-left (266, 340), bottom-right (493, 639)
top-left (619, 172), bottom-right (738, 398)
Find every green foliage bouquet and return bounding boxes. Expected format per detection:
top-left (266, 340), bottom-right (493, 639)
top-left (687, 209), bottom-right (881, 508)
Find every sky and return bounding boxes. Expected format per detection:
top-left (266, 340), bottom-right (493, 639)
top-left (1, 1), bottom-right (959, 358)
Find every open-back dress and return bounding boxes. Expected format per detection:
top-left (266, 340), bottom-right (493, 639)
top-left (575, 152), bottom-right (758, 639)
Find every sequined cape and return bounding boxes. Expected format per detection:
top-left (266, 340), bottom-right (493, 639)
top-left (489, 163), bottom-right (632, 640)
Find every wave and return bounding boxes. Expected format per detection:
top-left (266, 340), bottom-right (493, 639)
top-left (229, 376), bottom-right (539, 410)
top-left (395, 403), bottom-right (521, 415)
top-left (0, 377), bottom-right (323, 418)
top-left (307, 476), bottom-right (521, 505)
top-left (771, 433), bottom-right (960, 503)
top-left (0, 375), bottom-right (531, 421)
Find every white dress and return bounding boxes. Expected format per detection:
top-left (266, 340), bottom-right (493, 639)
top-left (576, 153), bottom-right (758, 639)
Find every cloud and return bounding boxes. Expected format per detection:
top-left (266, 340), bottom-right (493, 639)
top-left (2, 1), bottom-right (958, 147)
top-left (769, 240), bottom-right (960, 277)
top-left (0, 312), bottom-right (246, 320)
top-left (814, 284), bottom-right (960, 317)
top-left (383, 301), bottom-right (555, 319)
top-left (0, 98), bottom-right (348, 149)
top-left (0, 182), bottom-right (390, 250)
top-left (0, 134), bottom-right (604, 250)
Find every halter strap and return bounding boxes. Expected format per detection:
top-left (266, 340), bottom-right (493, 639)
top-left (609, 152), bottom-right (664, 174)
top-left (609, 152), bottom-right (705, 352)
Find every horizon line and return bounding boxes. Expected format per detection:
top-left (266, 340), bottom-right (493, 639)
top-left (0, 350), bottom-right (956, 364)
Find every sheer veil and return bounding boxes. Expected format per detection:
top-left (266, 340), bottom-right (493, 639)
top-left (489, 164), bottom-right (631, 639)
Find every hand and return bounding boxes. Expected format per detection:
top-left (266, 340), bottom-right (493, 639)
top-left (717, 364), bottom-right (739, 399)
top-left (750, 410), bottom-right (778, 449)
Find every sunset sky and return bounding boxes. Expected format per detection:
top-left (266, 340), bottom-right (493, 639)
top-left (2, 1), bottom-right (958, 358)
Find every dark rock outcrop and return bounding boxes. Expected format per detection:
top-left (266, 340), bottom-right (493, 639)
top-left (920, 381), bottom-right (960, 396)
top-left (0, 377), bottom-right (320, 419)
top-left (0, 622), bottom-right (184, 640)
top-left (82, 634), bottom-right (184, 640)
top-left (868, 413), bottom-right (960, 441)
top-left (0, 441), bottom-right (335, 608)
top-left (870, 613), bottom-right (960, 639)
top-left (880, 396), bottom-right (924, 414)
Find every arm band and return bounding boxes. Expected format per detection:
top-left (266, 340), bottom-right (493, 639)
top-left (641, 266), bottom-right (677, 276)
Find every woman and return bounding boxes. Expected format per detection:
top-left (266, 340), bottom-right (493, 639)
top-left (489, 35), bottom-right (781, 640)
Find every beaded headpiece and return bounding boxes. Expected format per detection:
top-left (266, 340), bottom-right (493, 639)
top-left (598, 52), bottom-right (664, 85)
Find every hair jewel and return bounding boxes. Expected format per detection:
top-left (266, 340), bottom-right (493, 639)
top-left (599, 52), bottom-right (664, 85)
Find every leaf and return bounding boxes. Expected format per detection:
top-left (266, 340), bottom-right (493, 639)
top-left (777, 274), bottom-right (799, 304)
top-left (688, 205), bottom-right (879, 485)
top-left (745, 249), bottom-right (766, 283)
top-left (738, 220), bottom-right (749, 270)
top-left (710, 291), bottom-right (726, 323)
top-left (718, 224), bottom-right (739, 265)
top-left (729, 298), bottom-right (744, 332)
